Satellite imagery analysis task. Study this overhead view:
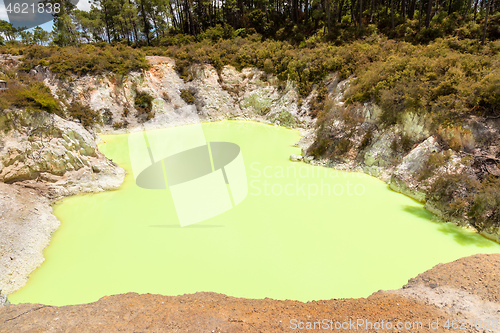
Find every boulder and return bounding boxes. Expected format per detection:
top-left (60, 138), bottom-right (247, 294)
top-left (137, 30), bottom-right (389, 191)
top-left (389, 136), bottom-right (441, 202)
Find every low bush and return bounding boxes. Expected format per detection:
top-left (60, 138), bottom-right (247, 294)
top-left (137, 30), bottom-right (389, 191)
top-left (469, 176), bottom-right (500, 230)
top-left (14, 44), bottom-right (149, 78)
top-left (180, 89), bottom-right (196, 104)
top-left (0, 77), bottom-right (62, 117)
top-left (427, 173), bottom-right (479, 218)
top-left (271, 110), bottom-right (299, 128)
top-left (66, 102), bottom-right (102, 128)
top-left (134, 91), bottom-right (154, 121)
top-left (417, 151), bottom-right (453, 181)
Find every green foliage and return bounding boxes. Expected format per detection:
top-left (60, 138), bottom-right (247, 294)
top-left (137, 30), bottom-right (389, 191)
top-left (0, 77), bottom-right (61, 116)
top-left (469, 176), bottom-right (500, 229)
top-left (134, 91), bottom-right (154, 121)
top-left (198, 24), bottom-right (235, 42)
top-left (309, 83), bottom-right (328, 118)
top-left (417, 151), bottom-right (453, 181)
top-left (345, 37), bottom-right (500, 127)
top-left (271, 110), bottom-right (299, 128)
top-left (0, 20), bottom-right (18, 42)
top-left (359, 128), bottom-right (374, 150)
top-left (263, 58), bottom-right (274, 74)
top-left (180, 89), bottom-right (196, 104)
top-left (428, 173), bottom-right (479, 218)
top-left (335, 138), bottom-right (352, 155)
top-left (18, 44), bottom-right (149, 78)
top-left (67, 102), bottom-right (102, 128)
top-left (429, 172), bottom-right (500, 232)
top-left (160, 34), bottom-right (196, 46)
top-left (147, 36), bottom-right (347, 97)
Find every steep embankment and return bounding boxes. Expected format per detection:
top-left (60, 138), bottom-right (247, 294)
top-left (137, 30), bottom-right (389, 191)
top-left (0, 108), bottom-right (124, 298)
top-left (305, 92), bottom-right (500, 243)
top-left (31, 56), bottom-right (314, 131)
top-left (1, 254), bottom-right (499, 332)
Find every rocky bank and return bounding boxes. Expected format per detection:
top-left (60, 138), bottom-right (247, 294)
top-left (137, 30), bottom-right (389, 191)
top-left (0, 108), bottom-right (124, 298)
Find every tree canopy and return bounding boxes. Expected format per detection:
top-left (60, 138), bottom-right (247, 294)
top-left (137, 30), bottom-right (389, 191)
top-left (0, 0), bottom-right (498, 46)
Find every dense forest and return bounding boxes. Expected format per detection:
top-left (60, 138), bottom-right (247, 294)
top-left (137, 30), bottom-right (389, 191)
top-left (0, 0), bottom-right (498, 46)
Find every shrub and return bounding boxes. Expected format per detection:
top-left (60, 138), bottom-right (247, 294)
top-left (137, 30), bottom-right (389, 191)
top-left (180, 89), bottom-right (196, 104)
top-left (469, 176), bottom-right (500, 230)
top-left (359, 128), bottom-right (373, 150)
top-left (271, 110), bottom-right (299, 128)
top-left (20, 44), bottom-right (149, 78)
top-left (417, 151), bottom-right (452, 181)
top-left (427, 173), bottom-right (479, 218)
top-left (309, 83), bottom-right (328, 118)
top-left (0, 78), bottom-right (62, 117)
top-left (134, 91), bottom-right (154, 121)
top-left (67, 102), bottom-right (102, 128)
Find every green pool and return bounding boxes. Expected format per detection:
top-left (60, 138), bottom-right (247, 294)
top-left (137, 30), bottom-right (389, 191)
top-left (8, 121), bottom-right (500, 306)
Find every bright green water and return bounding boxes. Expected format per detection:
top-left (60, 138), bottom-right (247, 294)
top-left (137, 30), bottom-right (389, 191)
top-left (8, 121), bottom-right (500, 306)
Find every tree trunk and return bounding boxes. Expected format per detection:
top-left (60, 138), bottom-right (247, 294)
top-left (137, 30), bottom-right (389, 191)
top-left (426, 0), bottom-right (433, 27)
top-left (139, 0), bottom-right (151, 45)
top-left (409, 0), bottom-right (416, 19)
top-left (391, 0), bottom-right (395, 29)
top-left (326, 0), bottom-right (332, 33)
top-left (338, 0), bottom-right (345, 22)
top-left (482, 0), bottom-right (491, 44)
top-left (359, 0), bottom-right (363, 27)
top-left (369, 0), bottom-right (375, 22)
top-left (351, 0), bottom-right (357, 26)
top-left (418, 0), bottom-right (423, 29)
top-left (464, 0), bottom-right (472, 20)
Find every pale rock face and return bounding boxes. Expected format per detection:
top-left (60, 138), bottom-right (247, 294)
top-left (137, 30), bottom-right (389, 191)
top-left (37, 57), bottom-right (314, 131)
top-left (0, 110), bottom-right (99, 184)
top-left (389, 136), bottom-right (441, 202)
top-left (0, 110), bottom-right (125, 295)
top-left (188, 63), bottom-right (236, 118)
top-left (362, 131), bottom-right (398, 179)
top-left (0, 182), bottom-right (60, 295)
top-left (0, 293), bottom-right (8, 306)
top-left (400, 112), bottom-right (432, 143)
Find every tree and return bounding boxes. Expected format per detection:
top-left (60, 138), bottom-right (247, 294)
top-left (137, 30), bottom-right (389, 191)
top-left (0, 20), bottom-right (18, 42)
top-left (32, 27), bottom-right (51, 45)
top-left (49, 0), bottom-right (79, 46)
top-left (482, 0), bottom-right (492, 44)
top-left (19, 30), bottom-right (34, 45)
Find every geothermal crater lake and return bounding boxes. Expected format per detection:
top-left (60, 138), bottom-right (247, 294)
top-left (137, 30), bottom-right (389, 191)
top-left (9, 121), bottom-right (500, 306)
